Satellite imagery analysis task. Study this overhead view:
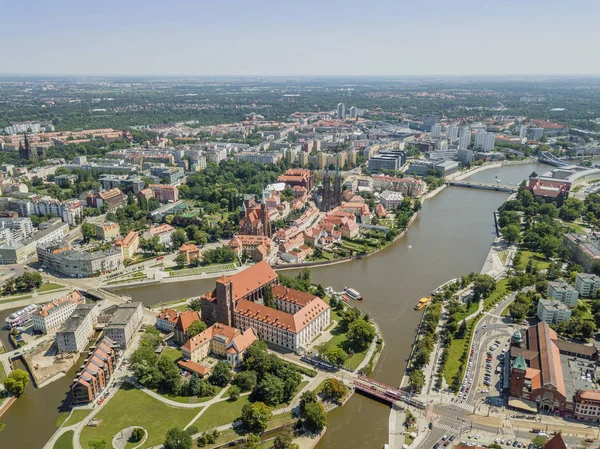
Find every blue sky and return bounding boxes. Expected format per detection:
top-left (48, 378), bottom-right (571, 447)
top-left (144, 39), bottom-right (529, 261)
top-left (3, 0), bottom-right (600, 75)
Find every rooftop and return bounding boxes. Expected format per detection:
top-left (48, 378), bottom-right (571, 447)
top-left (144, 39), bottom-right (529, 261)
top-left (59, 304), bottom-right (97, 332)
top-left (105, 302), bottom-right (141, 328)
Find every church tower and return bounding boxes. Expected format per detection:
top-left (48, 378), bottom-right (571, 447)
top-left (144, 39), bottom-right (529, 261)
top-left (321, 169), bottom-right (331, 212)
top-left (260, 190), bottom-right (271, 239)
top-left (333, 164), bottom-right (343, 208)
top-left (215, 279), bottom-right (235, 327)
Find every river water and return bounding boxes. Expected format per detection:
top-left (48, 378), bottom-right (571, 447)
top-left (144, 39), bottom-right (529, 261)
top-left (0, 162), bottom-right (547, 449)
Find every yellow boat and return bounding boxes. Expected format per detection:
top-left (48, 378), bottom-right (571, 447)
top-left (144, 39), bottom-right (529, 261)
top-left (414, 296), bottom-right (432, 310)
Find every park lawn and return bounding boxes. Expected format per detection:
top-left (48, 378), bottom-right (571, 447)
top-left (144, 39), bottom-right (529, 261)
top-left (454, 301), bottom-right (480, 322)
top-left (0, 361), bottom-right (6, 381)
top-left (54, 431), bottom-right (74, 449)
top-left (516, 251), bottom-right (550, 271)
top-left (576, 300), bottom-right (595, 321)
top-left (192, 396), bottom-right (250, 433)
top-left (483, 279), bottom-right (509, 310)
top-left (161, 347), bottom-right (182, 363)
top-left (37, 283), bottom-right (66, 293)
top-left (63, 409), bottom-right (92, 427)
top-left (80, 385), bottom-right (199, 449)
top-left (443, 334), bottom-right (467, 386)
top-left (0, 294), bottom-right (32, 304)
top-left (562, 221), bottom-right (587, 234)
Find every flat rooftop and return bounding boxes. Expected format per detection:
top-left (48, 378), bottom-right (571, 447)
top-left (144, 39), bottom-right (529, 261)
top-left (59, 304), bottom-right (97, 333)
top-left (560, 353), bottom-right (597, 400)
top-left (105, 303), bottom-right (141, 328)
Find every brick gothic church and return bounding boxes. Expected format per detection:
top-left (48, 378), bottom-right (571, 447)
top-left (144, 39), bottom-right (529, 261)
top-left (238, 193), bottom-right (272, 238)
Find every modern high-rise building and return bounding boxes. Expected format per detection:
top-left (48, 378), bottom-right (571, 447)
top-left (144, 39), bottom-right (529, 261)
top-left (447, 123), bottom-right (459, 143)
top-left (431, 123), bottom-right (442, 138)
top-left (337, 103), bottom-right (345, 120)
top-left (349, 106), bottom-right (357, 119)
top-left (422, 115), bottom-right (438, 132)
top-left (459, 126), bottom-right (471, 150)
top-left (518, 125), bottom-right (528, 138)
top-left (483, 132), bottom-right (496, 152)
top-left (474, 131), bottom-right (496, 152)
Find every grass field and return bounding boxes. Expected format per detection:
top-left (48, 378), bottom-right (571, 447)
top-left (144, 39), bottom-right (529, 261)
top-left (37, 283), bottom-right (66, 293)
top-left (0, 361), bottom-right (7, 381)
top-left (0, 294), bottom-right (33, 304)
top-left (192, 396), bottom-right (250, 433)
top-left (516, 251), bottom-right (550, 271)
top-left (161, 347), bottom-right (182, 363)
top-left (483, 279), bottom-right (509, 311)
top-left (562, 221), bottom-right (587, 234)
top-left (169, 263), bottom-right (238, 277)
top-left (454, 301), bottom-right (480, 322)
top-left (54, 431), bottom-right (74, 449)
top-left (80, 385), bottom-right (199, 449)
top-left (63, 409), bottom-right (92, 427)
top-left (443, 334), bottom-right (467, 386)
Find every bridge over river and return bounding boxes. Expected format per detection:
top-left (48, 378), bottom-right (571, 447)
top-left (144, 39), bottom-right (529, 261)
top-left (447, 180), bottom-right (518, 193)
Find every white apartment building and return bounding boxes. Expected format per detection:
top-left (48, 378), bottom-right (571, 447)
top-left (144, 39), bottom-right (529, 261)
top-left (0, 217), bottom-right (34, 240)
top-left (32, 291), bottom-right (84, 334)
top-left (459, 126), bottom-right (471, 150)
top-left (547, 280), bottom-right (579, 307)
top-left (447, 123), bottom-right (459, 143)
top-left (103, 302), bottom-right (143, 348)
top-left (32, 197), bottom-right (83, 226)
top-left (56, 304), bottom-right (99, 353)
top-left (575, 273), bottom-right (600, 298)
top-left (537, 299), bottom-right (572, 324)
top-left (379, 190), bottom-right (404, 210)
top-left (431, 123), bottom-right (442, 138)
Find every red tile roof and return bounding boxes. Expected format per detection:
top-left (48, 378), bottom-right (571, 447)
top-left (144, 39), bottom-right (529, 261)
top-left (174, 310), bottom-right (202, 332)
top-left (216, 260), bottom-right (277, 302)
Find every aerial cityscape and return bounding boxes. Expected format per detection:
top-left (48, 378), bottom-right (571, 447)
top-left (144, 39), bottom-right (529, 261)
top-left (3, 2), bottom-right (600, 449)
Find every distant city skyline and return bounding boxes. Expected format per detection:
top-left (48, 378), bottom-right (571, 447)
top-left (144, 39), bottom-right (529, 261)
top-left (3, 0), bottom-right (600, 76)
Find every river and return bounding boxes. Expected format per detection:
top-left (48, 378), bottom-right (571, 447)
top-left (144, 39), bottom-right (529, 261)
top-left (0, 162), bottom-right (548, 449)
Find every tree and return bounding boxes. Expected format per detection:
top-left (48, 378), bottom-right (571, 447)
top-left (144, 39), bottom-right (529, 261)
top-left (272, 429), bottom-right (299, 449)
top-left (408, 370), bottom-right (425, 393)
top-left (158, 356), bottom-right (181, 394)
top-left (263, 284), bottom-right (275, 309)
top-left (539, 235), bottom-right (559, 259)
top-left (413, 199), bottom-right (422, 212)
top-left (321, 378), bottom-right (347, 401)
top-left (172, 229), bottom-right (187, 248)
top-left (209, 361), bottom-right (232, 387)
top-left (130, 428), bottom-right (145, 443)
top-left (321, 346), bottom-right (348, 367)
top-left (188, 375), bottom-right (217, 398)
top-left (254, 373), bottom-right (285, 405)
top-left (245, 434), bottom-right (261, 449)
top-left (188, 298), bottom-right (202, 312)
top-left (164, 427), bottom-right (192, 449)
top-left (502, 224), bottom-right (521, 245)
top-left (347, 319), bottom-right (376, 351)
top-left (234, 371), bottom-right (257, 391)
top-left (472, 274), bottom-right (496, 299)
top-left (80, 221), bottom-right (95, 243)
top-left (3, 369), bottom-right (29, 396)
top-left (186, 320), bottom-right (207, 338)
top-left (240, 402), bottom-right (272, 433)
top-left (299, 390), bottom-right (319, 418)
top-left (229, 385), bottom-right (240, 401)
top-left (532, 436), bottom-right (548, 447)
top-left (175, 252), bottom-right (188, 267)
top-left (302, 401), bottom-right (327, 433)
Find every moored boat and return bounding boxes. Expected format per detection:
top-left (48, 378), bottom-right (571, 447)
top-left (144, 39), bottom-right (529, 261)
top-left (5, 304), bottom-right (37, 329)
top-left (344, 287), bottom-right (363, 300)
top-left (414, 296), bottom-right (432, 310)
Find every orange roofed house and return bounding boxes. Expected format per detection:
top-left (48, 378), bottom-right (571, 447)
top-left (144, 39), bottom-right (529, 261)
top-left (277, 168), bottom-right (314, 191)
top-left (179, 243), bottom-right (201, 264)
top-left (201, 261), bottom-right (330, 352)
top-left (173, 310), bottom-right (202, 344)
top-left (180, 322), bottom-right (257, 369)
top-left (114, 230), bottom-right (139, 259)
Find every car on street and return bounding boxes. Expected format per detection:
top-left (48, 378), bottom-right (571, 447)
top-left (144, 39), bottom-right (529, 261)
top-left (433, 443), bottom-right (440, 449)
top-left (512, 441), bottom-right (519, 447)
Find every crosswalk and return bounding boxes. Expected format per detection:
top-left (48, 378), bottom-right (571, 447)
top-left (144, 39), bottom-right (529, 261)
top-left (450, 401), bottom-right (475, 412)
